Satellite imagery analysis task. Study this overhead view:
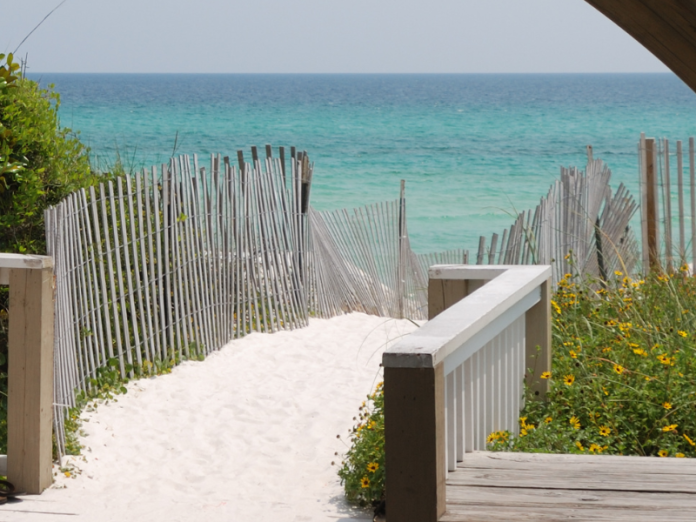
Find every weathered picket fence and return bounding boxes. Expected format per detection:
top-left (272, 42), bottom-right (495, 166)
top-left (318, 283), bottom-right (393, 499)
top-left (45, 146), bottom-right (434, 455)
top-left (467, 155), bottom-right (639, 284)
top-left (46, 148), bottom-right (315, 454)
top-left (308, 181), bottom-right (427, 319)
top-left (639, 133), bottom-right (696, 273)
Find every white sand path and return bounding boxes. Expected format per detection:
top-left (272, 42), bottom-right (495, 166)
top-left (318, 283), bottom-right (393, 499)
top-left (5, 313), bottom-right (419, 522)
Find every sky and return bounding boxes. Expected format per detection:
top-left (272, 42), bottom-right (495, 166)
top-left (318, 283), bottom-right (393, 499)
top-left (3, 0), bottom-right (668, 74)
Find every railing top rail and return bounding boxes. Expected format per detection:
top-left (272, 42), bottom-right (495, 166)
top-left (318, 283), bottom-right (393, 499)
top-left (0, 253), bottom-right (53, 270)
top-left (383, 264), bottom-right (551, 369)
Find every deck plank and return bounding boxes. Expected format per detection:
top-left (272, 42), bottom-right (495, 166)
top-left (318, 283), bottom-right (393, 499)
top-left (443, 451), bottom-right (696, 521)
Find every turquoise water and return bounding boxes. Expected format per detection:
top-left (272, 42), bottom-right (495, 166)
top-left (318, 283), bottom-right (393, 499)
top-left (29, 73), bottom-right (696, 253)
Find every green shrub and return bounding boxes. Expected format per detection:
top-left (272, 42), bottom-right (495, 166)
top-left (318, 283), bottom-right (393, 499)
top-left (0, 52), bottom-right (100, 254)
top-left (490, 268), bottom-right (696, 458)
top-left (0, 52), bottom-right (108, 454)
top-left (338, 382), bottom-right (385, 507)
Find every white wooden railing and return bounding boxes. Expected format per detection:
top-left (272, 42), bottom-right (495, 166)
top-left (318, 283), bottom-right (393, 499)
top-left (383, 265), bottom-right (551, 522)
top-left (0, 253), bottom-right (54, 494)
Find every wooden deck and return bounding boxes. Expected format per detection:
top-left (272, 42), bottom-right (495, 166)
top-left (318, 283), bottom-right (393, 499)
top-left (442, 451), bottom-right (696, 521)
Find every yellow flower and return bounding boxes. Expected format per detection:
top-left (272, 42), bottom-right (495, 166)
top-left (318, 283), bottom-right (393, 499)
top-left (520, 428), bottom-right (528, 437)
top-left (613, 364), bottom-right (625, 375)
top-left (367, 421), bottom-right (376, 430)
top-left (64, 471), bottom-right (71, 478)
top-left (540, 371), bottom-right (551, 379)
top-left (564, 375), bottom-right (575, 386)
top-left (663, 402), bottom-right (673, 410)
top-left (633, 348), bottom-right (647, 357)
top-left (684, 434), bottom-right (696, 446)
top-left (575, 441), bottom-right (585, 451)
top-left (551, 300), bottom-right (562, 314)
top-left (599, 426), bottom-right (611, 437)
top-left (678, 331), bottom-right (688, 338)
top-left (361, 477), bottom-right (370, 488)
top-left (544, 416), bottom-right (553, 424)
top-left (656, 354), bottom-right (674, 366)
top-left (489, 431), bottom-right (509, 443)
top-left (658, 449), bottom-right (668, 458)
top-left (570, 416), bottom-right (581, 430)
top-left (662, 424), bottom-right (678, 433)
top-left (367, 462), bottom-right (379, 473)
top-left (570, 350), bottom-right (578, 359)
top-left (614, 271), bottom-right (623, 276)
top-left (589, 443), bottom-right (604, 454)
top-left (677, 453), bottom-right (686, 458)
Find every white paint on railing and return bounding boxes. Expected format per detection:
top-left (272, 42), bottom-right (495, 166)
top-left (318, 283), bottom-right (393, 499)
top-left (383, 265), bottom-right (549, 369)
top-left (444, 315), bottom-right (525, 470)
top-left (384, 264), bottom-right (550, 474)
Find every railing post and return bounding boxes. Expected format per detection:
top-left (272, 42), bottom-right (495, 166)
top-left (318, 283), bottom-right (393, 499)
top-left (6, 259), bottom-right (54, 494)
top-left (428, 278), bottom-right (465, 319)
top-left (385, 363), bottom-right (446, 522)
top-left (428, 278), bottom-right (488, 320)
top-left (525, 276), bottom-right (551, 399)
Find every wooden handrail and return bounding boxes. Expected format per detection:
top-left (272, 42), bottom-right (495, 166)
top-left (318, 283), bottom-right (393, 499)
top-left (0, 253), bottom-right (54, 494)
top-left (383, 265), bottom-right (551, 522)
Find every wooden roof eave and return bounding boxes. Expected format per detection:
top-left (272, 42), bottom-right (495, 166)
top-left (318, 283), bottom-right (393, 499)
top-left (584, 0), bottom-right (696, 92)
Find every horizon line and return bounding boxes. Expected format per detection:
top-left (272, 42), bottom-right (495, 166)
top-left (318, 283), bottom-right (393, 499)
top-left (25, 71), bottom-right (676, 76)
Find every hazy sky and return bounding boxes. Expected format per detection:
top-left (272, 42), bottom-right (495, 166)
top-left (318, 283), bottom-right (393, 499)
top-left (3, 0), bottom-right (669, 74)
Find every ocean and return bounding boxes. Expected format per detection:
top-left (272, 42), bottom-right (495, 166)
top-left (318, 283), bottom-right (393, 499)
top-left (28, 73), bottom-right (696, 253)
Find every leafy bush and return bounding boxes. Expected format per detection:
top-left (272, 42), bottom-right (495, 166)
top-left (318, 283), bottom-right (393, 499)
top-left (0, 53), bottom-right (99, 253)
top-left (338, 382), bottom-right (385, 507)
top-left (490, 268), bottom-right (696, 458)
top-left (0, 52), bottom-right (107, 454)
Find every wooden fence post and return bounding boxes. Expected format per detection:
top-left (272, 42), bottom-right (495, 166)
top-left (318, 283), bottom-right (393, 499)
top-left (384, 363), bottom-right (446, 522)
top-left (398, 180), bottom-right (406, 319)
top-left (525, 277), bottom-right (551, 399)
top-left (643, 137), bottom-right (660, 271)
top-left (6, 258), bottom-right (54, 494)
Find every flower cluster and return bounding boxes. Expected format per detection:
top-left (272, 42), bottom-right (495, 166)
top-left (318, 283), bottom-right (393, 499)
top-left (337, 382), bottom-right (385, 507)
top-left (488, 267), bottom-right (696, 458)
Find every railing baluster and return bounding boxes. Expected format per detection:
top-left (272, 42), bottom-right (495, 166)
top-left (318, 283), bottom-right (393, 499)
top-left (456, 363), bottom-right (464, 462)
top-left (446, 372), bottom-right (456, 472)
top-left (464, 357), bottom-right (474, 453)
